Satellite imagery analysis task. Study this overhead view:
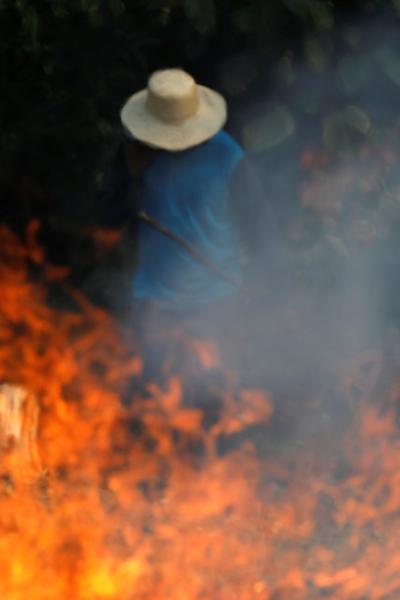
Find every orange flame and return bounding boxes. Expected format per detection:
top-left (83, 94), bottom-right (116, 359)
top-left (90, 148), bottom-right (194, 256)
top-left (0, 223), bottom-right (400, 599)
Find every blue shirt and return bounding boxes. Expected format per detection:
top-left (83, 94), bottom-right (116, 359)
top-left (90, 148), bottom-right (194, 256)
top-left (133, 131), bottom-right (244, 310)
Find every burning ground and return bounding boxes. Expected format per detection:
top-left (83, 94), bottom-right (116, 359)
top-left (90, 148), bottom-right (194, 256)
top-left (1, 201), bottom-right (400, 600)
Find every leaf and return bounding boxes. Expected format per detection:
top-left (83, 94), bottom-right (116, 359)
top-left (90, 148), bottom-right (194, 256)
top-left (305, 37), bottom-right (331, 72)
top-left (277, 52), bottom-right (295, 86)
top-left (182, 29), bottom-right (206, 60)
top-left (325, 235), bottom-right (350, 258)
top-left (323, 112), bottom-right (352, 156)
top-left (364, 0), bottom-right (378, 13)
top-left (323, 107), bottom-right (370, 157)
top-left (283, 0), bottom-right (308, 18)
top-left (309, 1), bottom-right (334, 30)
top-left (80, 0), bottom-right (91, 10)
top-left (242, 104), bottom-right (295, 153)
top-left (337, 53), bottom-right (371, 95)
top-left (109, 0), bottom-right (125, 18)
top-left (376, 45), bottom-right (400, 86)
top-left (294, 85), bottom-right (321, 115)
top-left (230, 7), bottom-right (253, 33)
top-left (25, 5), bottom-right (39, 50)
top-left (182, 0), bottom-right (215, 35)
top-left (52, 4), bottom-right (68, 18)
top-left (97, 119), bottom-right (114, 138)
top-left (87, 2), bottom-right (103, 27)
top-left (378, 190), bottom-right (400, 227)
top-left (42, 60), bottom-right (55, 75)
top-left (219, 54), bottom-right (258, 97)
top-left (284, 0), bottom-right (333, 28)
top-left (15, 0), bottom-right (27, 15)
top-left (341, 25), bottom-right (362, 47)
top-left (343, 105), bottom-right (370, 134)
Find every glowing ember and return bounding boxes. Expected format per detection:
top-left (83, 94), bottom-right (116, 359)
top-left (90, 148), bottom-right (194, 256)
top-left (0, 223), bottom-right (400, 599)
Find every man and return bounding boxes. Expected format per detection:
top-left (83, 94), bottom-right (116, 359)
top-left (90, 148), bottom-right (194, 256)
top-left (95, 68), bottom-right (281, 321)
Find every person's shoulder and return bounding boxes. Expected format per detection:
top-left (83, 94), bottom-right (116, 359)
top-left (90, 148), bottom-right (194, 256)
top-left (157, 131), bottom-right (243, 176)
top-left (200, 130), bottom-right (244, 174)
top-left (210, 130), bottom-right (243, 154)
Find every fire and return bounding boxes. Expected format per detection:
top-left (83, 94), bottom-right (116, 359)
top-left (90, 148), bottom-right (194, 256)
top-left (1, 222), bottom-right (400, 599)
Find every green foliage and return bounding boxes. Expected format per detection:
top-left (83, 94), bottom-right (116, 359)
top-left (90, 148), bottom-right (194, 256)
top-left (305, 35), bottom-right (332, 71)
top-left (1, 0), bottom-right (400, 244)
top-left (14, 0), bottom-right (39, 50)
top-left (376, 45), bottom-right (400, 86)
top-left (230, 7), bottom-right (254, 33)
top-left (109, 0), bottom-right (125, 18)
top-left (323, 106), bottom-right (370, 157)
top-left (181, 0), bottom-right (215, 34)
top-left (219, 53), bottom-right (258, 96)
top-left (4, 0), bottom-right (400, 320)
top-left (243, 104), bottom-right (295, 153)
top-left (283, 0), bottom-right (334, 28)
top-left (337, 53), bottom-right (371, 95)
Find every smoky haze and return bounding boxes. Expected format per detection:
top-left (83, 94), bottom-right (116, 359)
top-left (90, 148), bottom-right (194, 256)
top-left (125, 15), bottom-right (400, 456)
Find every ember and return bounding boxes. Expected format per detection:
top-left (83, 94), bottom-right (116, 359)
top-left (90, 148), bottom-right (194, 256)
top-left (1, 223), bottom-right (400, 600)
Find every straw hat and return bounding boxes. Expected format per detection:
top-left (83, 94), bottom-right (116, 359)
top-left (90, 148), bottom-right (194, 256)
top-left (120, 69), bottom-right (227, 151)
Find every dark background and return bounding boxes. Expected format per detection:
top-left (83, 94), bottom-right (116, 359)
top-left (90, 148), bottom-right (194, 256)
top-left (2, 0), bottom-right (400, 325)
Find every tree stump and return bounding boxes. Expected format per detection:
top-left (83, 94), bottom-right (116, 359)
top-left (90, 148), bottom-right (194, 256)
top-left (0, 383), bottom-right (41, 483)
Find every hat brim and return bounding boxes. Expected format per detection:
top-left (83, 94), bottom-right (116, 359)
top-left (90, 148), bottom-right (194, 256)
top-left (120, 85), bottom-right (227, 151)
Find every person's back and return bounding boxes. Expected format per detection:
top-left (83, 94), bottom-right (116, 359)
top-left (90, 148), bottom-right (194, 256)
top-left (93, 68), bottom-right (284, 330)
top-left (133, 130), bottom-right (243, 310)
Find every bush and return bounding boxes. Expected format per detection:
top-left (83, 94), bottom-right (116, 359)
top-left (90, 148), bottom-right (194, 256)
top-left (1, 0), bottom-right (400, 237)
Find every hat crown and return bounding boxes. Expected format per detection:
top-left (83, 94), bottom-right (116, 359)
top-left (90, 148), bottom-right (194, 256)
top-left (146, 69), bottom-right (199, 123)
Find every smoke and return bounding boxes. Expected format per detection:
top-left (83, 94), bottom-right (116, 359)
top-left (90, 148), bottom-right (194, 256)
top-left (135, 14), bottom-right (400, 454)
top-left (70, 14), bottom-right (400, 464)
top-left (241, 23), bottom-right (400, 451)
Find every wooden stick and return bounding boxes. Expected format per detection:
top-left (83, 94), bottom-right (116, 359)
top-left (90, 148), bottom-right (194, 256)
top-left (136, 210), bottom-right (242, 290)
top-left (0, 383), bottom-right (41, 473)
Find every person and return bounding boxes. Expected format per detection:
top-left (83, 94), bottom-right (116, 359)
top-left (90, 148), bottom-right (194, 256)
top-left (94, 69), bottom-right (282, 331)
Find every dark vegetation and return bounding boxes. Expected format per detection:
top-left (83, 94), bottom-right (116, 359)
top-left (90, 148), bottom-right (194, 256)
top-left (3, 1), bottom-right (400, 498)
top-left (2, 0), bottom-right (400, 325)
